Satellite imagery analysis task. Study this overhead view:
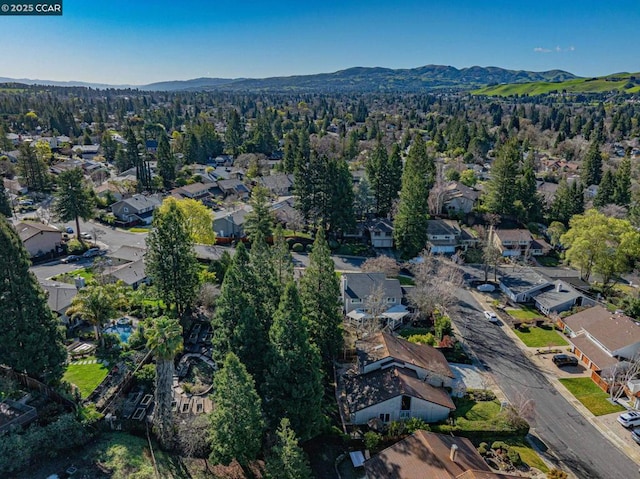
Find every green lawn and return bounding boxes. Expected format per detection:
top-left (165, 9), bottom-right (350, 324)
top-left (506, 306), bottom-right (543, 321)
top-left (512, 325), bottom-right (568, 348)
top-left (559, 378), bottom-right (626, 416)
top-left (398, 327), bottom-right (432, 338)
top-left (52, 267), bottom-right (95, 284)
top-left (396, 275), bottom-right (416, 286)
top-left (502, 437), bottom-right (549, 473)
top-left (129, 227), bottom-right (150, 233)
top-left (63, 357), bottom-right (109, 398)
top-left (536, 255), bottom-right (560, 267)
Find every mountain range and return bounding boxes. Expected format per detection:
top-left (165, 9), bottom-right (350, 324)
top-left (0, 65), bottom-right (578, 93)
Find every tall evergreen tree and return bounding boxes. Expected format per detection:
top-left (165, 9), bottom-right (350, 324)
top-left (614, 157), bottom-right (632, 206)
top-left (211, 243), bottom-right (266, 381)
top-left (101, 132), bottom-right (117, 163)
top-left (209, 353), bottom-right (264, 468)
top-left (549, 179), bottom-right (584, 225)
top-left (0, 180), bottom-right (12, 217)
top-left (594, 170), bottom-right (615, 208)
top-left (224, 109), bottom-right (244, 156)
top-left (264, 418), bottom-right (313, 479)
top-left (156, 132), bottom-right (176, 188)
top-left (300, 228), bottom-right (343, 367)
top-left (17, 142), bottom-right (49, 191)
top-left (264, 282), bottom-right (323, 440)
top-left (394, 135), bottom-right (434, 258)
top-left (147, 316), bottom-right (183, 449)
top-left (249, 230), bottom-right (280, 335)
top-left (484, 138), bottom-right (520, 217)
top-left (582, 141), bottom-right (603, 186)
top-left (52, 167), bottom-right (95, 241)
top-left (145, 200), bottom-right (199, 318)
top-left (0, 218), bottom-right (66, 382)
top-left (366, 140), bottom-right (389, 216)
top-left (271, 224), bottom-right (294, 288)
top-left (245, 185), bottom-right (275, 240)
top-left (517, 154), bottom-right (543, 223)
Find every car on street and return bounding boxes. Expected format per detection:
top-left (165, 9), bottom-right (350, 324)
top-left (483, 310), bottom-right (499, 323)
top-left (632, 428), bottom-right (640, 445)
top-left (82, 248), bottom-right (101, 258)
top-left (66, 226), bottom-right (74, 234)
top-left (618, 411), bottom-right (640, 428)
top-left (552, 354), bottom-right (579, 367)
top-left (80, 232), bottom-right (92, 240)
top-left (61, 255), bottom-right (81, 263)
top-left (477, 283), bottom-right (495, 292)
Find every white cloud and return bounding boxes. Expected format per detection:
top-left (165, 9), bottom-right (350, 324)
top-left (533, 45), bottom-right (575, 54)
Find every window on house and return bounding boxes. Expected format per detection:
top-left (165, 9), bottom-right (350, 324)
top-left (401, 395), bottom-right (411, 411)
top-left (351, 299), bottom-right (362, 304)
top-left (123, 207), bottom-right (129, 213)
top-left (386, 297), bottom-right (396, 303)
top-left (379, 413), bottom-right (390, 422)
top-left (374, 232), bottom-right (380, 237)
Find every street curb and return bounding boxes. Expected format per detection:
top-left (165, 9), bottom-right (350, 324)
top-left (467, 288), bottom-right (640, 468)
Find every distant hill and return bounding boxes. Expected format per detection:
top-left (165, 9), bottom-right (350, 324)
top-left (0, 65), bottom-right (578, 93)
top-left (473, 72), bottom-right (640, 96)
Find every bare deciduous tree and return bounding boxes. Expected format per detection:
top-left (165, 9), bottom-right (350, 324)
top-left (604, 355), bottom-right (640, 403)
top-left (428, 166), bottom-right (447, 216)
top-left (409, 253), bottom-right (464, 318)
top-left (361, 256), bottom-right (401, 277)
top-left (177, 414), bottom-right (211, 458)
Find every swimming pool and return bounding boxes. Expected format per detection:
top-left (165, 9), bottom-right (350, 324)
top-left (103, 324), bottom-right (134, 343)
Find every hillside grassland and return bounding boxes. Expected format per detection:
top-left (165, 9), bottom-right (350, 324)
top-left (473, 72), bottom-right (640, 96)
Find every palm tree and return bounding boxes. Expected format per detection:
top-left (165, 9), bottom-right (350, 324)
top-left (147, 316), bottom-right (183, 449)
top-left (66, 282), bottom-right (126, 346)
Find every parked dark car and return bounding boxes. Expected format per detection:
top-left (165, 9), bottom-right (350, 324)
top-left (552, 354), bottom-right (578, 367)
top-left (83, 248), bottom-right (101, 258)
top-left (61, 255), bottom-right (81, 263)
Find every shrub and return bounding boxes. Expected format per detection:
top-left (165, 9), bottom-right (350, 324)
top-left (133, 363), bottom-right (156, 390)
top-left (547, 469), bottom-right (568, 479)
top-left (478, 443), bottom-right (488, 455)
top-left (404, 417), bottom-right (429, 434)
top-left (306, 243), bottom-right (313, 252)
top-left (387, 421), bottom-right (405, 437)
top-left (407, 333), bottom-right (437, 346)
top-left (491, 441), bottom-right (509, 453)
top-left (292, 242), bottom-right (304, 252)
top-left (364, 431), bottom-right (381, 451)
top-left (66, 239), bottom-right (86, 254)
top-left (507, 448), bottom-right (522, 466)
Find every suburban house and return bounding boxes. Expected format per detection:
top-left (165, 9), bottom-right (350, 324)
top-left (497, 266), bottom-right (551, 303)
top-left (558, 305), bottom-right (640, 392)
top-left (259, 173), bottom-right (295, 196)
top-left (533, 280), bottom-right (595, 316)
top-left (40, 280), bottom-right (78, 325)
top-left (110, 194), bottom-right (162, 225)
top-left (364, 430), bottom-right (521, 479)
top-left (492, 229), bottom-right (535, 257)
top-left (367, 218), bottom-right (394, 248)
top-left (106, 245), bottom-right (146, 266)
top-left (15, 222), bottom-right (62, 258)
top-left (175, 182), bottom-right (211, 200)
top-left (356, 332), bottom-right (456, 389)
top-left (426, 219), bottom-right (477, 254)
top-left (217, 178), bottom-right (250, 199)
top-left (443, 181), bottom-right (480, 214)
top-left (3, 177), bottom-right (27, 195)
top-left (94, 182), bottom-right (124, 202)
top-left (213, 206), bottom-right (252, 240)
top-left (103, 260), bottom-right (148, 289)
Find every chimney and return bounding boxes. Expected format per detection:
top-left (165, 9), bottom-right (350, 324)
top-left (556, 282), bottom-right (563, 293)
top-left (449, 444), bottom-right (458, 462)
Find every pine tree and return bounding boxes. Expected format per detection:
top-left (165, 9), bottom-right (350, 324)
top-left (224, 109), bottom-right (244, 157)
top-left (582, 141), bottom-right (603, 186)
top-left (0, 180), bottom-right (12, 217)
top-left (249, 230), bottom-right (280, 333)
top-left (300, 228), bottom-right (343, 367)
top-left (0, 218), bottom-right (66, 382)
top-left (264, 418), bottom-right (313, 479)
top-left (145, 200), bottom-right (199, 318)
top-left (549, 179), bottom-right (584, 225)
top-left (209, 353), bottom-right (264, 468)
top-left (517, 154), bottom-right (543, 223)
top-left (271, 225), bottom-right (294, 289)
top-left (264, 282), bottom-right (323, 440)
top-left (614, 157), bottom-right (631, 206)
top-left (211, 242), bottom-right (266, 381)
top-left (394, 135), bottom-right (434, 258)
top-left (484, 138), bottom-right (520, 217)
top-left (366, 140), bottom-right (389, 216)
top-left (156, 132), bottom-right (176, 188)
top-left (52, 168), bottom-right (95, 241)
top-left (17, 142), bottom-right (49, 191)
top-left (245, 185), bottom-right (275, 241)
top-left (594, 170), bottom-right (615, 208)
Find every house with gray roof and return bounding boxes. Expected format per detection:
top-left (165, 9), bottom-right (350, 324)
top-left (15, 221), bottom-right (62, 258)
top-left (497, 266), bottom-right (551, 303)
top-left (213, 205), bottom-right (252, 239)
top-left (443, 181), bottom-right (480, 214)
top-left (367, 218), bottom-right (394, 248)
top-left (259, 173), bottom-right (294, 196)
top-left (533, 280), bottom-right (595, 316)
top-left (104, 259), bottom-right (148, 288)
top-left (107, 245), bottom-right (146, 266)
top-left (40, 280), bottom-right (78, 325)
top-left (340, 272), bottom-right (403, 314)
top-left (110, 194), bottom-right (162, 225)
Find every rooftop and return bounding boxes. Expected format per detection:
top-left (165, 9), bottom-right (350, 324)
top-left (498, 266), bottom-right (550, 296)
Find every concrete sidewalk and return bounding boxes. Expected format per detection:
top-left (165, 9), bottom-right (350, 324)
top-left (467, 287), bottom-right (640, 468)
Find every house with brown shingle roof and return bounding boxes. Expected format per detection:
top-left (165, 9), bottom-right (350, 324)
top-left (364, 430), bottom-right (522, 479)
top-left (357, 332), bottom-right (455, 388)
top-left (558, 305), bottom-right (640, 391)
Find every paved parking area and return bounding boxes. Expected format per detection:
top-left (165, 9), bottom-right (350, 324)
top-left (449, 363), bottom-right (490, 390)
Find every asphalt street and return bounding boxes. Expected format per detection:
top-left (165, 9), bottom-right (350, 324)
top-left (454, 287), bottom-right (639, 479)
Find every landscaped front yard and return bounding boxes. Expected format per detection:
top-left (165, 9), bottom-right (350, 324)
top-left (63, 357), bottom-right (109, 398)
top-left (558, 378), bottom-right (626, 416)
top-left (513, 325), bottom-right (568, 348)
top-left (506, 306), bottom-right (543, 321)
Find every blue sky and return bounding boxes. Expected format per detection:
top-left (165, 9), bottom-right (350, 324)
top-left (0, 0), bottom-right (638, 85)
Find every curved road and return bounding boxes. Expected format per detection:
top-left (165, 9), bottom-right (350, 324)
top-left (454, 288), bottom-right (639, 479)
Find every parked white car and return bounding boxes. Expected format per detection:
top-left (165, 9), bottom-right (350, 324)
top-left (618, 411), bottom-right (640, 428)
top-left (483, 310), bottom-right (499, 323)
top-left (477, 283), bottom-right (495, 292)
